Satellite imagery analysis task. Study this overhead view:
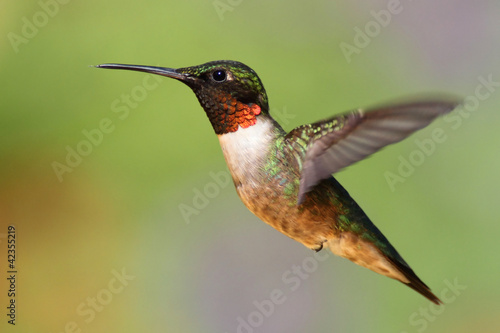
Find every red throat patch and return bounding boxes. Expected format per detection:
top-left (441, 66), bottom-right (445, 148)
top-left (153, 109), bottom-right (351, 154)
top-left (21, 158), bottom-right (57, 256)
top-left (214, 92), bottom-right (262, 133)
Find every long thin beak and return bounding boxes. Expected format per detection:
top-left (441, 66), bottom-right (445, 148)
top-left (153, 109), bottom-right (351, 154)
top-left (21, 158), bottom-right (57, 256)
top-left (95, 63), bottom-right (188, 81)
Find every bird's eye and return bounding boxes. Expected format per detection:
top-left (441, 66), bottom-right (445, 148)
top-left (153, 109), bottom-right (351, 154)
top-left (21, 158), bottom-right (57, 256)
top-left (212, 70), bottom-right (226, 82)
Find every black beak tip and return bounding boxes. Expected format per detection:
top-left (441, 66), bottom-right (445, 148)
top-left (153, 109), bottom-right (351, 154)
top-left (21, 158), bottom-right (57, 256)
top-left (92, 63), bottom-right (187, 81)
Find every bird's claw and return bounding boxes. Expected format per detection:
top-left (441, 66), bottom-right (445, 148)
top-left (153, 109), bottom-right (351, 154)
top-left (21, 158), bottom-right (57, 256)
top-left (314, 240), bottom-right (327, 252)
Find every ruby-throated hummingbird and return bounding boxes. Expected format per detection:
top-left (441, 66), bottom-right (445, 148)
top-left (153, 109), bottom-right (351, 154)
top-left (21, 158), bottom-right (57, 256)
top-left (97, 60), bottom-right (459, 304)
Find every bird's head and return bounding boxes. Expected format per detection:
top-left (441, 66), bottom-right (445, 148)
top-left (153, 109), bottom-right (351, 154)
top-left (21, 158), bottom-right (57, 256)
top-left (97, 60), bottom-right (269, 134)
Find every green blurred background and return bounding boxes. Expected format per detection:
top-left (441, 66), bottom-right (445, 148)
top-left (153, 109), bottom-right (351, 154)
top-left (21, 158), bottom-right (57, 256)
top-left (1, 1), bottom-right (499, 332)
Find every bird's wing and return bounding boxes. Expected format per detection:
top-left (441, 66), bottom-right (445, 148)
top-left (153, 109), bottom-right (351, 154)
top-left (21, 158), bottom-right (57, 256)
top-left (285, 98), bottom-right (461, 205)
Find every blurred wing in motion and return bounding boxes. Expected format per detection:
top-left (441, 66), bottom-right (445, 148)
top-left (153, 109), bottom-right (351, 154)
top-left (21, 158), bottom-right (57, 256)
top-left (285, 98), bottom-right (461, 204)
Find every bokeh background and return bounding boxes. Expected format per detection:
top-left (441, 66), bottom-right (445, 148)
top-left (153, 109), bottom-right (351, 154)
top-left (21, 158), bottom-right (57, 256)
top-left (1, 1), bottom-right (499, 332)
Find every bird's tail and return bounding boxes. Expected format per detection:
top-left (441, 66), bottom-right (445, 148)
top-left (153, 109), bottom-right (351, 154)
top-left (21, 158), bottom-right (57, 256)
top-left (327, 231), bottom-right (442, 305)
top-left (321, 176), bottom-right (441, 304)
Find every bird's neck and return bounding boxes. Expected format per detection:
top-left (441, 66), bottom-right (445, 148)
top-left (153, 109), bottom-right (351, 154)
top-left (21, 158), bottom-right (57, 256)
top-left (217, 114), bottom-right (285, 185)
top-left (196, 86), bottom-right (266, 135)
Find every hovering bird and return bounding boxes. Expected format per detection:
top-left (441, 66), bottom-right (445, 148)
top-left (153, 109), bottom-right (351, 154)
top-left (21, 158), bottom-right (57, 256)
top-left (97, 60), bottom-right (459, 304)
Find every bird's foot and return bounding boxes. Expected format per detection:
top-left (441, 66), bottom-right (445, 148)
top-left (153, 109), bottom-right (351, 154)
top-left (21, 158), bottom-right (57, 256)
top-left (313, 240), bottom-right (327, 252)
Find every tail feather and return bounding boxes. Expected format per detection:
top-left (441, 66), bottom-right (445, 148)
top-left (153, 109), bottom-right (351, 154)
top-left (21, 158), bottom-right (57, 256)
top-left (327, 233), bottom-right (442, 304)
top-left (325, 177), bottom-right (442, 304)
top-left (386, 256), bottom-right (442, 305)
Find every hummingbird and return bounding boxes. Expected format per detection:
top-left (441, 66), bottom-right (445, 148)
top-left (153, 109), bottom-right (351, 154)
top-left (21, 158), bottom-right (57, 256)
top-left (97, 60), bottom-right (459, 304)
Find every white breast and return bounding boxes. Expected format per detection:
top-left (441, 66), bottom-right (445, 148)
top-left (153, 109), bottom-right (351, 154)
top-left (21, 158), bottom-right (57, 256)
top-left (218, 116), bottom-right (277, 187)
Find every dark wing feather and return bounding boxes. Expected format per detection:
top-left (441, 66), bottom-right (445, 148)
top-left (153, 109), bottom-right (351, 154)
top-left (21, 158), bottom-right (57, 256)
top-left (286, 98), bottom-right (461, 204)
